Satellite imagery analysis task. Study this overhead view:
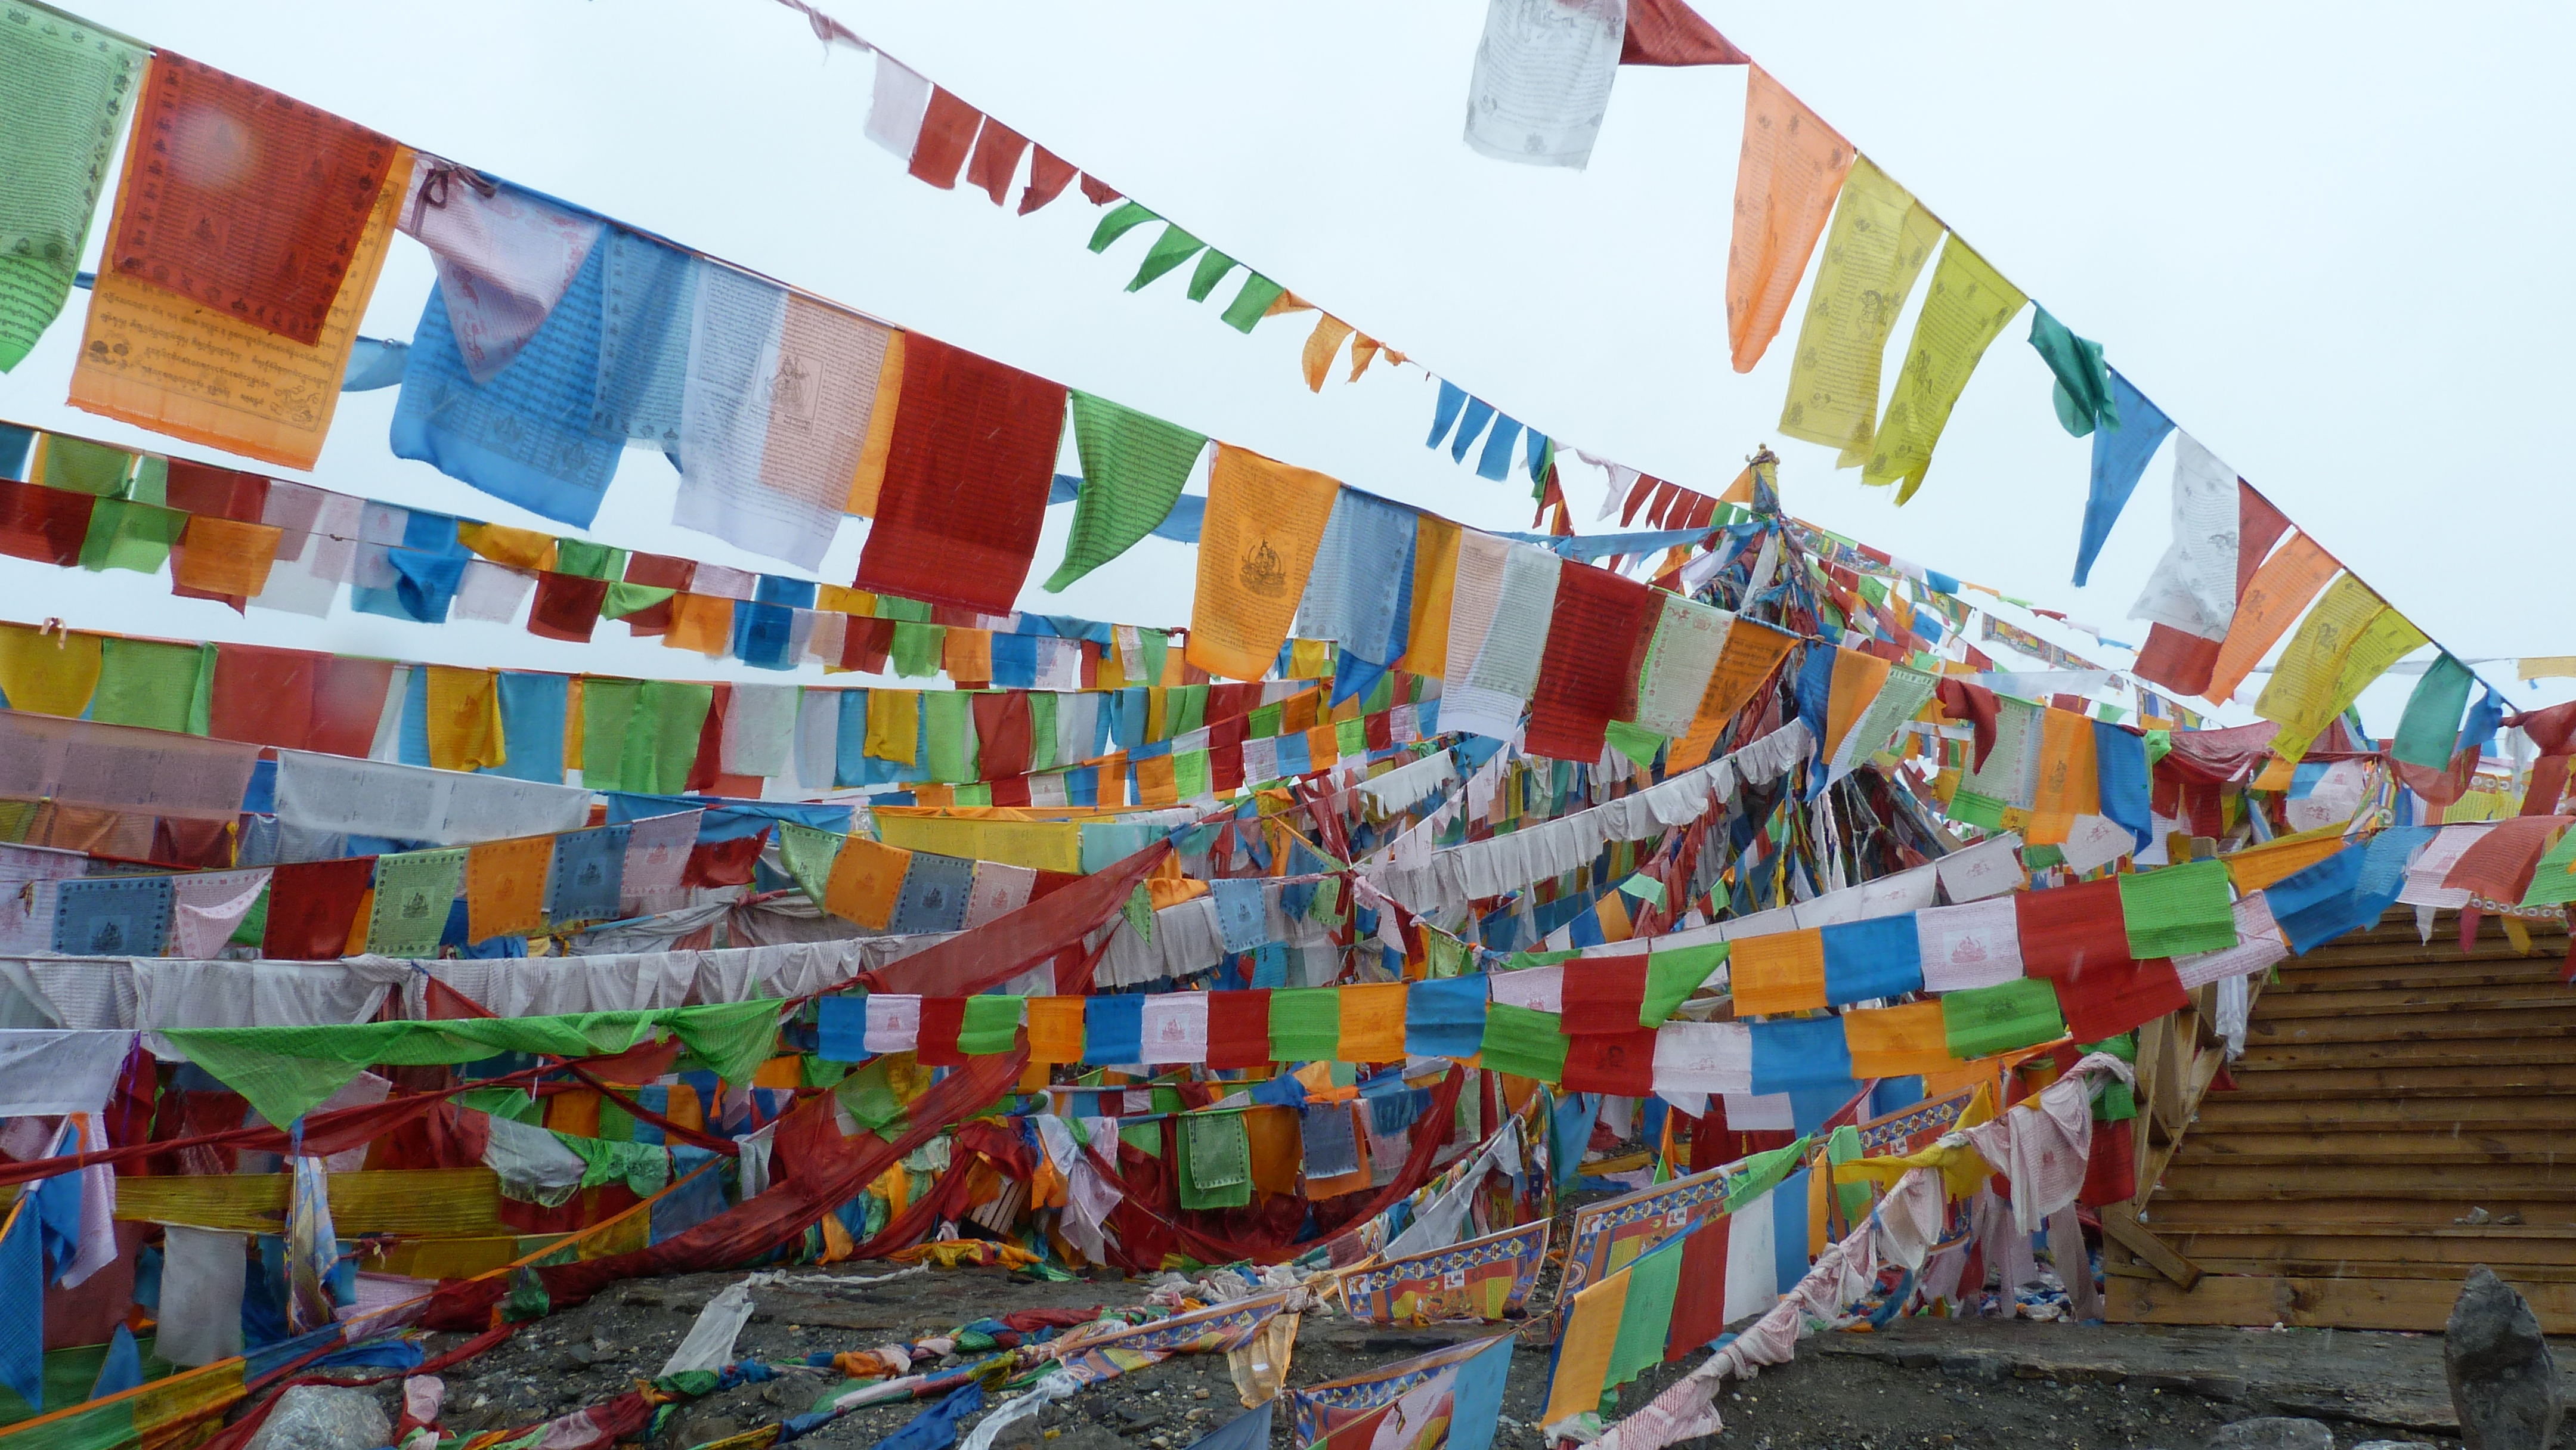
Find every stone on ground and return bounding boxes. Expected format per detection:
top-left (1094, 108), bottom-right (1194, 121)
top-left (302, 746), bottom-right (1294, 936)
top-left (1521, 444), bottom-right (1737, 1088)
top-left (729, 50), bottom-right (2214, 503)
top-left (2444, 1265), bottom-right (2563, 1450)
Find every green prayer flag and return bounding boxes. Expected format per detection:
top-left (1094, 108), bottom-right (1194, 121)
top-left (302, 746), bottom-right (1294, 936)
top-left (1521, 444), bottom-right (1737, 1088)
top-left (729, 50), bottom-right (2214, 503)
top-left (128, 454), bottom-right (165, 506)
top-left (2027, 306), bottom-right (2116, 438)
top-left (1044, 394), bottom-right (1207, 591)
top-left (890, 622), bottom-right (945, 678)
top-left (600, 581), bottom-right (674, 620)
top-left (1126, 223), bottom-right (1205, 292)
top-left (1721, 1136), bottom-right (1812, 1213)
top-left (165, 1000), bottom-right (784, 1129)
top-left (1640, 943), bottom-right (1724, 1026)
top-left (1185, 249), bottom-right (1238, 302)
top-left (559, 1133), bottom-right (670, 1196)
top-left (39, 435), bottom-right (135, 495)
top-left (2519, 827), bottom-right (2576, 907)
top-left (367, 848), bottom-right (467, 958)
top-left (1138, 630), bottom-right (1169, 686)
top-left (1167, 683), bottom-right (1208, 736)
top-left (871, 594), bottom-right (933, 622)
top-left (1087, 201), bottom-right (1159, 253)
top-left (1476, 1002), bottom-right (1566, 1081)
top-left (1306, 874), bottom-right (1342, 922)
top-left (1221, 274), bottom-right (1286, 333)
top-left (1603, 1232), bottom-right (1685, 1392)
top-left (1267, 987), bottom-right (1340, 1061)
top-left (2394, 653), bottom-right (2475, 770)
top-left (777, 822), bottom-right (845, 906)
top-left (1335, 716), bottom-right (1366, 758)
top-left (1940, 978), bottom-right (2064, 1059)
top-left (1026, 693), bottom-right (1058, 772)
top-left (580, 678), bottom-right (643, 794)
top-left (1617, 873), bottom-right (1665, 907)
top-left (924, 691), bottom-right (978, 783)
top-left (0, 17), bottom-right (140, 370)
top-left (621, 680), bottom-right (713, 795)
top-left (1247, 702), bottom-right (1283, 739)
top-left (1603, 720), bottom-right (1667, 770)
top-left (89, 639), bottom-right (212, 735)
top-left (1177, 1110), bottom-right (1252, 1210)
top-left (554, 540), bottom-right (625, 581)
top-left (1123, 882), bottom-right (1154, 943)
top-left (78, 497), bottom-right (186, 573)
top-left (1173, 748), bottom-right (1209, 801)
top-left (957, 994), bottom-right (1024, 1056)
top-left (1119, 1121), bottom-right (1163, 1158)
top-left (835, 1054), bottom-right (910, 1141)
top-left (2117, 859), bottom-right (2237, 958)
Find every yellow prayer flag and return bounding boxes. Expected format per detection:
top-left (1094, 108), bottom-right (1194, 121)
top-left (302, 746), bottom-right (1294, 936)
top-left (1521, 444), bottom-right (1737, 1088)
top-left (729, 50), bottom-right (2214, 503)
top-left (2209, 535), bottom-right (2337, 705)
top-left (0, 624), bottom-right (101, 717)
top-left (460, 522), bottom-right (559, 572)
top-left (1864, 236), bottom-right (2027, 502)
top-left (2025, 705), bottom-right (2099, 845)
top-left (826, 836), bottom-right (912, 930)
top-left (1187, 446), bottom-right (1340, 680)
top-left (845, 330), bottom-right (906, 516)
top-left (424, 666), bottom-right (507, 773)
top-left (1820, 646), bottom-right (1894, 761)
top-left (865, 689), bottom-right (920, 765)
top-left (1731, 928), bottom-right (1826, 1016)
top-left (2519, 656), bottom-right (2576, 682)
top-left (1778, 157), bottom-right (1942, 463)
top-left (2254, 574), bottom-right (2399, 761)
top-left (70, 147), bottom-right (413, 470)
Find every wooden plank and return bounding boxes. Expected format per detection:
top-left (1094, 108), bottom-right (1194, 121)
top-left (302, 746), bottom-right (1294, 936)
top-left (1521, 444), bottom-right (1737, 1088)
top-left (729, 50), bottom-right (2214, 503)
top-left (2241, 1010), bottom-right (2576, 1045)
top-left (2106, 1271), bottom-right (2576, 1333)
top-left (2258, 984), bottom-right (2575, 1015)
top-left (2144, 1198), bottom-right (2576, 1229)
top-left (116, 1169), bottom-right (504, 1234)
top-left (2179, 1257), bottom-right (2576, 1283)
top-left (2178, 1129), bottom-right (2573, 1163)
top-left (2191, 1095), bottom-right (2576, 1130)
top-left (2161, 1161), bottom-right (2576, 1192)
top-left (2159, 1233), bottom-right (2576, 1271)
top-left (2098, 1202), bottom-right (2202, 1288)
top-left (2233, 1043), bottom-right (2576, 1072)
top-left (2219, 1063), bottom-right (2576, 1095)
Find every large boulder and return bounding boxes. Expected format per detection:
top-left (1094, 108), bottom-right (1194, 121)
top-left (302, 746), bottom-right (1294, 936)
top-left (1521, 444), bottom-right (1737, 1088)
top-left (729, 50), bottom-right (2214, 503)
top-left (242, 1387), bottom-right (392, 1450)
top-left (2207, 1417), bottom-right (2332, 1450)
top-left (2445, 1266), bottom-right (2563, 1450)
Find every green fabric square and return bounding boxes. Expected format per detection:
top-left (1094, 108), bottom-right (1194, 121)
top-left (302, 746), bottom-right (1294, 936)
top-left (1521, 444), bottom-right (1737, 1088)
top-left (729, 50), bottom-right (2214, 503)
top-left (1605, 1235), bottom-right (1683, 1389)
top-left (1603, 720), bottom-right (1667, 770)
top-left (957, 995), bottom-right (1024, 1056)
top-left (600, 582), bottom-right (674, 619)
top-left (1642, 943), bottom-right (1727, 1027)
top-left (1168, 683), bottom-right (1208, 736)
top-left (1478, 1002), bottom-right (1566, 1081)
top-left (1941, 979), bottom-right (2065, 1059)
top-left (1027, 693), bottom-right (1058, 772)
top-left (1247, 702), bottom-right (1283, 739)
top-left (580, 679), bottom-right (642, 794)
top-left (1173, 748), bottom-right (1209, 802)
top-left (1186, 249), bottom-right (1238, 303)
top-left (1267, 987), bottom-right (1341, 1062)
top-left (923, 692), bottom-right (978, 783)
top-left (871, 595), bottom-right (932, 622)
top-left (1335, 717), bottom-right (1366, 757)
top-left (1045, 393), bottom-right (1207, 591)
top-left (2118, 859), bottom-right (2237, 957)
top-left (89, 639), bottom-right (211, 734)
top-left (776, 822), bottom-right (844, 906)
top-left (367, 848), bottom-right (467, 958)
top-left (1946, 789), bottom-right (2007, 831)
top-left (78, 496), bottom-right (185, 573)
top-left (1221, 274), bottom-right (1286, 333)
top-left (41, 435), bottom-right (135, 495)
top-left (2523, 826), bottom-right (2576, 906)
top-left (1178, 1110), bottom-right (1250, 1210)
top-left (890, 622), bottom-right (945, 678)
top-left (624, 681), bottom-right (713, 795)
top-left (555, 540), bottom-right (625, 581)
top-left (1119, 1120), bottom-right (1164, 1158)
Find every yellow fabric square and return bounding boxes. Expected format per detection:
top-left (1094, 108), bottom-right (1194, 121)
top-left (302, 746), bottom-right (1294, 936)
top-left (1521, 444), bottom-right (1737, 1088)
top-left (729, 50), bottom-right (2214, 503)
top-left (425, 666), bottom-right (507, 772)
top-left (1336, 983), bottom-right (1407, 1062)
top-left (1730, 927), bottom-right (1826, 1016)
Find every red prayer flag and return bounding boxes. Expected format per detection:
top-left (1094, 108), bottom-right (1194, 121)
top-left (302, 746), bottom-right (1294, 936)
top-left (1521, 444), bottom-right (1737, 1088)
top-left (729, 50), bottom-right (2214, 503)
top-left (528, 572), bottom-right (610, 643)
top-left (1205, 989), bottom-right (1271, 1070)
top-left (1524, 565), bottom-right (1658, 763)
top-left (964, 117), bottom-right (1030, 207)
top-left (914, 996), bottom-right (968, 1067)
top-left (1620, 0), bottom-right (1750, 66)
top-left (906, 88), bottom-right (982, 189)
top-left (210, 644), bottom-right (317, 749)
top-left (264, 857), bottom-right (376, 960)
top-left (0, 479), bottom-right (94, 565)
top-left (1559, 959), bottom-right (1648, 1036)
top-left (853, 336), bottom-right (1066, 615)
top-left (1561, 1028), bottom-right (1657, 1096)
top-left (971, 692), bottom-right (1033, 780)
top-left (2237, 484), bottom-right (2292, 603)
top-left (2131, 622), bottom-right (2221, 698)
top-left (1019, 148), bottom-right (1078, 215)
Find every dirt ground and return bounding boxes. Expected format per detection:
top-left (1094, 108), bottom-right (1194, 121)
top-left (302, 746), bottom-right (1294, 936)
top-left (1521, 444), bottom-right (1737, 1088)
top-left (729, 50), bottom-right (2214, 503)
top-left (360, 1256), bottom-right (2576, 1450)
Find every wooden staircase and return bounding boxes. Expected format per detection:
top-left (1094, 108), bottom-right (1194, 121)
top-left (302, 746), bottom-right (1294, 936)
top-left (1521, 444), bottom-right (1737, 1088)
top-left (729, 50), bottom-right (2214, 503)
top-left (2105, 908), bottom-right (2576, 1331)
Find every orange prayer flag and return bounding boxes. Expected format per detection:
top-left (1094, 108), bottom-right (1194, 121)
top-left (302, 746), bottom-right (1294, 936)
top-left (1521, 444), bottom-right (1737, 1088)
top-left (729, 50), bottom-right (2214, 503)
top-left (170, 516), bottom-right (284, 597)
top-left (1026, 996), bottom-right (1085, 1063)
top-left (1821, 646), bottom-right (1894, 761)
top-left (1671, 618), bottom-right (1800, 768)
top-left (845, 330), bottom-right (906, 516)
top-left (1136, 753), bottom-right (1179, 807)
top-left (73, 137), bottom-right (413, 471)
top-left (2207, 533), bottom-right (2337, 705)
top-left (466, 836), bottom-right (552, 941)
top-left (1402, 515), bottom-right (1463, 678)
top-left (1727, 67), bottom-right (1854, 374)
top-left (2024, 705), bottom-right (2099, 846)
top-left (1844, 1000), bottom-right (1955, 1077)
top-left (2222, 825), bottom-right (2352, 894)
top-left (424, 665), bottom-right (507, 773)
top-left (1716, 466), bottom-right (1755, 504)
top-left (1302, 315), bottom-right (1355, 392)
top-left (460, 522), bottom-right (559, 572)
top-left (1730, 927), bottom-right (1826, 1016)
top-left (1304, 723), bottom-right (1340, 771)
top-left (942, 628), bottom-right (993, 684)
top-left (825, 836), bottom-right (911, 930)
top-left (1337, 983), bottom-right (1408, 1063)
top-left (665, 594), bottom-right (734, 656)
top-left (1245, 1106), bottom-right (1301, 1195)
top-left (1187, 446), bottom-right (1340, 680)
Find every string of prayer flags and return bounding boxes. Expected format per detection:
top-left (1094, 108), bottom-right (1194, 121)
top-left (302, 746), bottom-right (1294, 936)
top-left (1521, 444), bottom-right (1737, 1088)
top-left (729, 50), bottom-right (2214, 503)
top-left (2070, 370), bottom-right (2173, 587)
top-left (1860, 237), bottom-right (2027, 503)
top-left (677, 272), bottom-right (893, 571)
top-left (1726, 66), bottom-right (1853, 373)
top-left (1045, 394), bottom-right (1208, 590)
top-left (0, 11), bottom-right (143, 372)
top-left (852, 335), bottom-right (1062, 611)
top-left (1777, 157), bottom-right (1940, 465)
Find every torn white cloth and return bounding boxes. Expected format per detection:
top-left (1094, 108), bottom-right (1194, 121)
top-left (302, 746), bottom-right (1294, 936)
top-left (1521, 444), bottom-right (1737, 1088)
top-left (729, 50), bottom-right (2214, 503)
top-left (0, 1029), bottom-right (132, 1118)
top-left (482, 1116), bottom-right (589, 1208)
top-left (157, 1225), bottom-right (249, 1367)
top-left (168, 869), bottom-right (273, 961)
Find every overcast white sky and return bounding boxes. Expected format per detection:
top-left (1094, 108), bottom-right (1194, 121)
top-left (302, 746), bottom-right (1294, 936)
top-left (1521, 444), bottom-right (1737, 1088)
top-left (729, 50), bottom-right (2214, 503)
top-left (4, 0), bottom-right (2570, 735)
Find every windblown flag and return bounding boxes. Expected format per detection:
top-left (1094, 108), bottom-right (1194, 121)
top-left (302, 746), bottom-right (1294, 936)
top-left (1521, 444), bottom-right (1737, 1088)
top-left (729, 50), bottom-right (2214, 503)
top-left (1289, 1332), bottom-right (1514, 1450)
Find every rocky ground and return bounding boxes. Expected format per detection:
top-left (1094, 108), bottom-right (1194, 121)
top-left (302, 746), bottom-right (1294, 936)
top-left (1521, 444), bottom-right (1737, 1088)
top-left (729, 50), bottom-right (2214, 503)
top-left (332, 1257), bottom-right (2576, 1450)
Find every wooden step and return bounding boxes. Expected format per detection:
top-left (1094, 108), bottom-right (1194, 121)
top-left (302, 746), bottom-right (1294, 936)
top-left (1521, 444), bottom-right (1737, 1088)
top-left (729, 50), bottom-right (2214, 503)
top-left (2176, 1256), bottom-right (2576, 1282)
top-left (2213, 1063), bottom-right (2576, 1096)
top-left (2268, 960), bottom-right (2571, 992)
top-left (2108, 1271), bottom-right (2576, 1333)
top-left (2190, 1093), bottom-right (2575, 1130)
top-left (2172, 1128), bottom-right (2572, 1164)
top-left (2259, 983), bottom-right (2576, 1016)
top-left (2277, 940), bottom-right (2569, 974)
top-left (2148, 1224), bottom-right (2576, 1271)
top-left (2231, 1041), bottom-right (2576, 1073)
top-left (2240, 1008), bottom-right (2576, 1045)
top-left (2143, 1198), bottom-right (2576, 1229)
top-left (2158, 1160), bottom-right (2576, 1195)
